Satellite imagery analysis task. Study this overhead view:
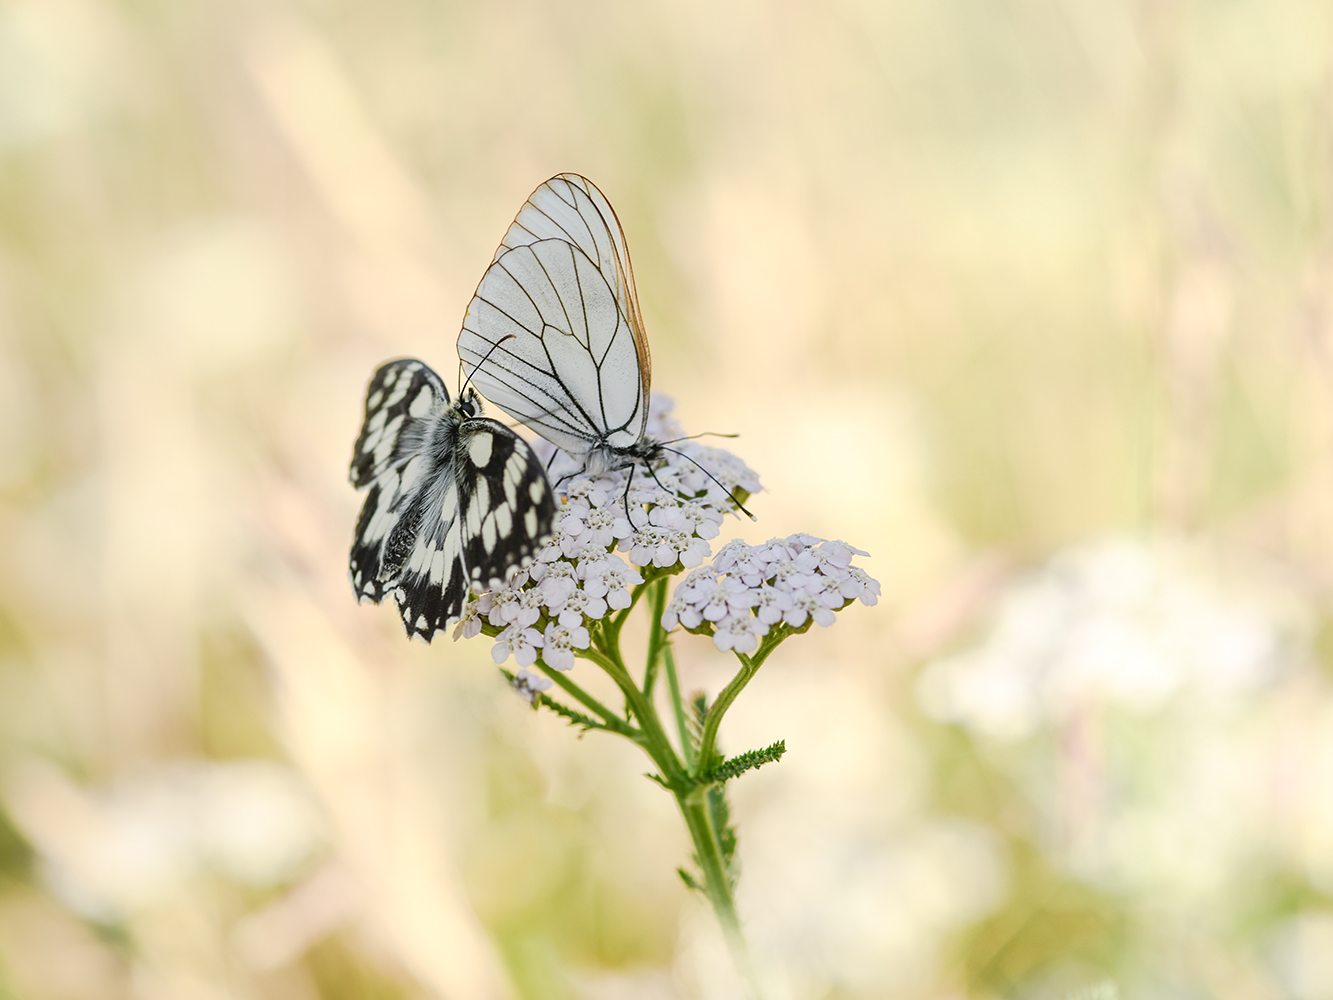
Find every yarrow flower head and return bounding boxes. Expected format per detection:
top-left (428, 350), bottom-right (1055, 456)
top-left (662, 534), bottom-right (879, 654)
top-left (457, 394), bottom-right (759, 675)
top-left (452, 395), bottom-right (876, 681)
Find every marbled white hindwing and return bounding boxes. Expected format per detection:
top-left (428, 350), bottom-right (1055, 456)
top-left (349, 359), bottom-right (556, 641)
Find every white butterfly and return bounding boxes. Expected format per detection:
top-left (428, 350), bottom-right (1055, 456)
top-left (349, 359), bottom-right (556, 641)
top-left (457, 174), bottom-right (661, 479)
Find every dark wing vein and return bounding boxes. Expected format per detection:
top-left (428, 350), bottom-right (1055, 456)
top-left (470, 258), bottom-right (603, 442)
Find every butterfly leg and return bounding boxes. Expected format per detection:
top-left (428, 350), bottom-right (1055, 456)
top-left (644, 460), bottom-right (671, 496)
top-left (620, 461), bottom-right (644, 531)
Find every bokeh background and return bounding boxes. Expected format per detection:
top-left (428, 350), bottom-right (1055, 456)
top-left (3, 0), bottom-right (1333, 997)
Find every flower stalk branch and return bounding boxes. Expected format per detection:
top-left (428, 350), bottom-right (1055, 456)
top-left (450, 396), bottom-right (878, 981)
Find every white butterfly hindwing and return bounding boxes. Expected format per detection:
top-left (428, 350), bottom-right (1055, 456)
top-left (349, 360), bottom-right (555, 641)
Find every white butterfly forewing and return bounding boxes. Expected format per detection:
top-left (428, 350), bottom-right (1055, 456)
top-left (459, 174), bottom-right (651, 462)
top-left (498, 175), bottom-right (647, 342)
top-left (464, 241), bottom-right (643, 453)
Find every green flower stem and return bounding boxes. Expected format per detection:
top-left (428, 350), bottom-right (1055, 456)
top-left (663, 642), bottom-right (695, 770)
top-left (697, 641), bottom-right (779, 769)
top-left (641, 578), bottom-right (670, 698)
top-left (579, 632), bottom-right (752, 978)
top-left (561, 588), bottom-right (760, 986)
top-left (578, 645), bottom-right (688, 785)
top-left (677, 786), bottom-right (752, 976)
top-left (606, 582), bottom-right (648, 641)
top-left (534, 660), bottom-right (638, 737)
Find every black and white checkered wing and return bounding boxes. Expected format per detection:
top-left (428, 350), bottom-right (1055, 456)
top-left (452, 417), bottom-right (555, 592)
top-left (349, 359), bottom-right (554, 642)
top-left (350, 359), bottom-right (440, 494)
top-left (349, 360), bottom-right (460, 622)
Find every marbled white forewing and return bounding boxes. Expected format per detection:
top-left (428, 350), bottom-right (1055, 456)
top-left (349, 359), bottom-right (555, 641)
top-left (349, 360), bottom-right (446, 603)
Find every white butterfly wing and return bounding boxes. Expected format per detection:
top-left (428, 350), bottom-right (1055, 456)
top-left (458, 174), bottom-right (651, 458)
top-left (498, 174), bottom-right (648, 351)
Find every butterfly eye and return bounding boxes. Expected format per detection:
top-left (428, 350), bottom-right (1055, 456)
top-left (458, 388), bottom-right (483, 419)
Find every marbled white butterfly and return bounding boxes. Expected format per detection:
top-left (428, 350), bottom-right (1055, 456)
top-left (349, 359), bottom-right (555, 641)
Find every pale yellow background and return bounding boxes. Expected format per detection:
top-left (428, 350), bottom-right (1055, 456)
top-left (2, 1), bottom-right (1333, 998)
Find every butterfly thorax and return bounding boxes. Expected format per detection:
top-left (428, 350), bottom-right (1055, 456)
top-left (584, 438), bottom-right (663, 477)
top-left (421, 388), bottom-right (480, 463)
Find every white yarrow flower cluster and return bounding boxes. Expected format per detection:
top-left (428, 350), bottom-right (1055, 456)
top-left (662, 535), bottom-right (880, 654)
top-left (456, 395), bottom-right (761, 676)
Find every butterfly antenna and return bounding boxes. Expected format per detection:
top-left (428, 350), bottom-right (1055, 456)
top-left (459, 334), bottom-right (517, 398)
top-left (657, 431), bottom-right (740, 446)
top-left (657, 445), bottom-right (757, 521)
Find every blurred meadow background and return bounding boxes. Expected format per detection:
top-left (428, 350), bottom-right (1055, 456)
top-left (3, 0), bottom-right (1333, 997)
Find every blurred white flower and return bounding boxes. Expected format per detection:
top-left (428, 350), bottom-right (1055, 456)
top-left (916, 536), bottom-right (1308, 740)
top-left (4, 759), bottom-right (324, 921)
top-left (1269, 911), bottom-right (1333, 1000)
top-left (913, 534), bottom-right (1322, 911)
top-left (510, 669), bottom-right (553, 705)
